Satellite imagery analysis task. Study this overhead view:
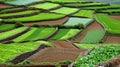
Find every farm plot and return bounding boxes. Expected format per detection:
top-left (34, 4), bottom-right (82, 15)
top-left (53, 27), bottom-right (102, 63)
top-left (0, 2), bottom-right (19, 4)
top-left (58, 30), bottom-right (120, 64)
top-left (3, 12), bottom-right (65, 23)
top-left (47, 0), bottom-right (84, 3)
top-left (0, 4), bottom-right (12, 9)
top-left (81, 4), bottom-right (120, 10)
top-left (0, 10), bottom-right (40, 18)
top-left (5, 0), bottom-right (42, 5)
top-left (50, 7), bottom-right (79, 15)
top-left (24, 17), bottom-right (69, 26)
top-left (96, 14), bottom-right (120, 34)
top-left (62, 2), bottom-right (109, 7)
top-left (13, 27), bottom-right (56, 42)
top-left (75, 45), bottom-right (120, 67)
top-left (63, 17), bottom-right (94, 28)
top-left (0, 24), bottom-right (15, 32)
top-left (0, 7), bottom-right (25, 14)
top-left (0, 27), bottom-right (28, 41)
top-left (72, 10), bottom-right (94, 18)
top-left (26, 48), bottom-right (87, 63)
top-left (98, 9), bottom-right (120, 13)
top-left (50, 29), bottom-right (80, 40)
top-left (105, 35), bottom-right (120, 43)
top-left (0, 41), bottom-right (53, 64)
top-left (30, 2), bottom-right (61, 10)
top-left (80, 30), bottom-right (105, 43)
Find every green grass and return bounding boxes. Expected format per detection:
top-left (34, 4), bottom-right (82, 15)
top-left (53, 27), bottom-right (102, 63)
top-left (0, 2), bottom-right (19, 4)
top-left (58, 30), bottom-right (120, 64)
top-left (0, 41), bottom-right (53, 64)
top-left (0, 27), bottom-right (28, 40)
top-left (80, 30), bottom-right (105, 43)
top-left (0, 10), bottom-right (39, 18)
top-left (51, 7), bottom-right (79, 15)
top-left (75, 45), bottom-right (120, 67)
top-left (99, 9), bottom-right (120, 13)
top-left (0, 7), bottom-right (23, 13)
top-left (30, 2), bottom-right (60, 10)
top-left (72, 10), bottom-right (93, 18)
top-left (50, 29), bottom-right (80, 40)
top-left (4, 12), bottom-right (65, 22)
top-left (0, 24), bottom-right (15, 32)
top-left (64, 17), bottom-right (94, 28)
top-left (96, 14), bottom-right (120, 34)
top-left (13, 27), bottom-right (56, 42)
top-left (62, 2), bottom-right (108, 7)
top-left (82, 4), bottom-right (120, 10)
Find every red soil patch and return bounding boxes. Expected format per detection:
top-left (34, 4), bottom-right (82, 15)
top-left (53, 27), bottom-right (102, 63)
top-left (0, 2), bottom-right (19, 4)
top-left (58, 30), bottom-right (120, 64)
top-left (110, 15), bottom-right (120, 20)
top-left (74, 21), bottom-right (104, 42)
top-left (105, 35), bottom-right (120, 43)
top-left (24, 17), bottom-right (69, 26)
top-left (50, 40), bottom-right (78, 49)
top-left (0, 4), bottom-right (12, 9)
top-left (26, 48), bottom-right (87, 62)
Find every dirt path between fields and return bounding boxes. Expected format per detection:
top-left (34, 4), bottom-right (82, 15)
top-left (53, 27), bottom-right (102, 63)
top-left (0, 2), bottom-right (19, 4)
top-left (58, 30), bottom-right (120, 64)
top-left (110, 15), bottom-right (120, 20)
top-left (24, 17), bottom-right (69, 26)
top-left (74, 21), bottom-right (104, 43)
top-left (105, 35), bottom-right (120, 43)
top-left (0, 4), bottom-right (12, 9)
top-left (26, 48), bottom-right (87, 62)
top-left (50, 40), bottom-right (78, 49)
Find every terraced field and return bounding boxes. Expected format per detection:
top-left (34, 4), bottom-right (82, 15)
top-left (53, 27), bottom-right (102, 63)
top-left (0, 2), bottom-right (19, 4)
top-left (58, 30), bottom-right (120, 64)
top-left (96, 14), bottom-right (120, 34)
top-left (30, 2), bottom-right (61, 10)
top-left (0, 0), bottom-right (120, 67)
top-left (64, 17), bottom-right (94, 28)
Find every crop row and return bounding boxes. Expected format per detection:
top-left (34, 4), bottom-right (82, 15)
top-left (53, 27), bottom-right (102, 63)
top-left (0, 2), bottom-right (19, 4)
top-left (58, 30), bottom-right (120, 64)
top-left (75, 45), bottom-right (120, 67)
top-left (96, 14), bottom-right (120, 34)
top-left (0, 41), bottom-right (53, 64)
top-left (80, 30), bottom-right (105, 43)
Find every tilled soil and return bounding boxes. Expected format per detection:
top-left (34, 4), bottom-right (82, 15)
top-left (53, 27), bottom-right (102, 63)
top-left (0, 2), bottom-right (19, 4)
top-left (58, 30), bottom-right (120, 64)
top-left (110, 15), bottom-right (120, 20)
top-left (50, 40), bottom-right (78, 49)
top-left (24, 17), bottom-right (69, 26)
top-left (74, 21), bottom-right (104, 42)
top-left (0, 4), bottom-right (12, 9)
top-left (105, 35), bottom-right (120, 43)
top-left (26, 48), bottom-right (87, 62)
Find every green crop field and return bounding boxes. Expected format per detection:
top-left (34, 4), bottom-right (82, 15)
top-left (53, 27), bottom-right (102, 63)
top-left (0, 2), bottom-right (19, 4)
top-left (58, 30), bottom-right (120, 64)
top-left (0, 27), bottom-right (28, 40)
top-left (3, 12), bottom-right (65, 22)
top-left (0, 7), bottom-right (24, 13)
top-left (96, 14), bottom-right (120, 34)
top-left (0, 24), bottom-right (15, 32)
top-left (30, 2), bottom-right (60, 10)
top-left (64, 17), bottom-right (94, 28)
top-left (13, 27), bottom-right (56, 42)
top-left (0, 0), bottom-right (120, 66)
top-left (72, 10), bottom-right (94, 18)
top-left (0, 41), bottom-right (53, 63)
top-left (51, 7), bottom-right (79, 15)
top-left (62, 2), bottom-right (108, 7)
top-left (80, 30), bottom-right (105, 43)
top-left (0, 10), bottom-right (39, 18)
top-left (50, 29), bottom-right (80, 40)
top-left (99, 9), bottom-right (120, 13)
top-left (75, 45), bottom-right (120, 67)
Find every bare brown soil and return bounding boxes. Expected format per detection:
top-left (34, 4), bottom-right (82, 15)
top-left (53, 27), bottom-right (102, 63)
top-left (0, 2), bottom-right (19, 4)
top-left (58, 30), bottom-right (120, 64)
top-left (26, 48), bottom-right (87, 62)
top-left (74, 21), bottom-right (104, 42)
top-left (24, 17), bottom-right (69, 26)
top-left (50, 40), bottom-right (78, 49)
top-left (110, 15), bottom-right (120, 20)
top-left (0, 4), bottom-right (12, 9)
top-left (105, 35), bottom-right (120, 43)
